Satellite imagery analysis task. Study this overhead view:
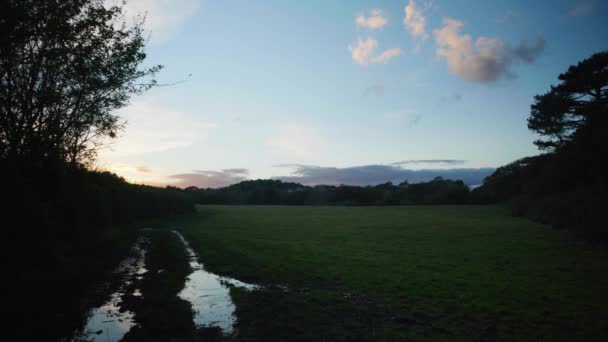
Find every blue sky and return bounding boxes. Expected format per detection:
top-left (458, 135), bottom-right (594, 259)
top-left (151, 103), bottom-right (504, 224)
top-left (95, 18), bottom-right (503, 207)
top-left (98, 0), bottom-right (608, 188)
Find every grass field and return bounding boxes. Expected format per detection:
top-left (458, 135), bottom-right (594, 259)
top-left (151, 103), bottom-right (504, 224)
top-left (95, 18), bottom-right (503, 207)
top-left (160, 205), bottom-right (608, 340)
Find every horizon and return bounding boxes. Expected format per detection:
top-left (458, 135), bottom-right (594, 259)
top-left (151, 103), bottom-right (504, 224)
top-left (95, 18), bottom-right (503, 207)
top-left (128, 165), bottom-right (495, 189)
top-left (96, 0), bottom-right (608, 188)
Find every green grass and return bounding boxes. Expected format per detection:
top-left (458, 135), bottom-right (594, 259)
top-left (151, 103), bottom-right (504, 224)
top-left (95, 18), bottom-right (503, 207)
top-left (163, 205), bottom-right (608, 340)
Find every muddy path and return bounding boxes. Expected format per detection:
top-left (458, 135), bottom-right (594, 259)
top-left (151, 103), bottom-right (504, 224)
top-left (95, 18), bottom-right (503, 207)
top-left (72, 236), bottom-right (149, 341)
top-left (172, 230), bottom-right (258, 334)
top-left (73, 229), bottom-right (259, 341)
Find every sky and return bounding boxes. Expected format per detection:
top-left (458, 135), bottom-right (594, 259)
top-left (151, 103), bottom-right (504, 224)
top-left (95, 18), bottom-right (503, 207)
top-left (97, 0), bottom-right (608, 188)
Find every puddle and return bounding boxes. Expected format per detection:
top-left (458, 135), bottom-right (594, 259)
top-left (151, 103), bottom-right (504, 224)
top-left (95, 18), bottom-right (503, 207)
top-left (73, 236), bottom-right (148, 341)
top-left (172, 230), bottom-right (259, 334)
top-left (72, 230), bottom-right (258, 340)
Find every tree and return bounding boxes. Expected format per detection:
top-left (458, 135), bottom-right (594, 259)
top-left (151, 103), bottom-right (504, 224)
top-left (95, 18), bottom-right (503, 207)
top-left (527, 51), bottom-right (607, 151)
top-left (0, 0), bottom-right (161, 166)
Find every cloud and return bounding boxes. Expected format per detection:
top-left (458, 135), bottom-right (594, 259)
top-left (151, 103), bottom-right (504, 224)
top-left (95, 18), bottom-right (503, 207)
top-left (106, 162), bottom-right (492, 189)
top-left (566, 0), bottom-right (599, 17)
top-left (371, 48), bottom-right (403, 64)
top-left (167, 169), bottom-right (249, 188)
top-left (273, 164), bottom-right (494, 187)
top-left (266, 124), bottom-right (325, 158)
top-left (101, 162), bottom-right (248, 188)
top-left (433, 18), bottom-right (546, 82)
top-left (363, 83), bottom-right (385, 97)
top-left (350, 38), bottom-right (402, 65)
top-left (350, 38), bottom-right (378, 65)
top-left (404, 0), bottom-right (429, 40)
top-left (273, 163), bottom-right (314, 169)
top-left (356, 9), bottom-right (388, 29)
top-left (392, 159), bottom-right (466, 166)
top-left (100, 100), bottom-right (215, 157)
top-left (221, 168), bottom-right (249, 174)
top-left (106, 0), bottom-right (200, 44)
top-left (103, 162), bottom-right (174, 185)
top-left (511, 39), bottom-right (548, 63)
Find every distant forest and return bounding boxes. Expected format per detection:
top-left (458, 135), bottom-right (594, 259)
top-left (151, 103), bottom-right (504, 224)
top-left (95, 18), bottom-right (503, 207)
top-left (189, 177), bottom-right (471, 206)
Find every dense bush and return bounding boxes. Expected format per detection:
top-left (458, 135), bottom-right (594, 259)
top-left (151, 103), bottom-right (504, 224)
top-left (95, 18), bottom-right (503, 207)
top-left (472, 149), bottom-right (607, 238)
top-left (4, 159), bottom-right (196, 340)
top-left (5, 161), bottom-right (194, 241)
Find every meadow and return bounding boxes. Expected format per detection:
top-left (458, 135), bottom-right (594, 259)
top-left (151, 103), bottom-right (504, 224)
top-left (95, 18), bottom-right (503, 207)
top-left (159, 205), bottom-right (608, 340)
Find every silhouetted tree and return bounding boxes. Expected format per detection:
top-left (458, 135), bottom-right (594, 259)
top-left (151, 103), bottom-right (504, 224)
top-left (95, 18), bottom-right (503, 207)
top-left (473, 51), bottom-right (608, 236)
top-left (0, 0), bottom-right (161, 165)
top-left (528, 51), bottom-right (607, 151)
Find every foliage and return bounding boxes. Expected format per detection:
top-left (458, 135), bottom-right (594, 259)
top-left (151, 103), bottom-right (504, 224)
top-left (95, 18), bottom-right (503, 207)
top-left (471, 155), bottom-right (548, 203)
top-left (528, 50), bottom-right (607, 152)
top-left (0, 0), bottom-right (161, 165)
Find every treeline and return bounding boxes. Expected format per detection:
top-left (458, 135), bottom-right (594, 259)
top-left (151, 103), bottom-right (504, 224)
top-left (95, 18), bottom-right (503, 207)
top-left (471, 150), bottom-right (606, 238)
top-left (5, 160), bottom-right (196, 339)
top-left (7, 162), bottom-right (195, 242)
top-left (192, 177), bottom-right (471, 205)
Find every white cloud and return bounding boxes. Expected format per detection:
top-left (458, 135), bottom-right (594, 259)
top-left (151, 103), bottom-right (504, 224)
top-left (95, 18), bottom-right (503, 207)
top-left (371, 48), bottom-right (403, 64)
top-left (349, 38), bottom-right (402, 66)
top-left (356, 9), bottom-right (388, 29)
top-left (101, 100), bottom-right (215, 157)
top-left (433, 18), bottom-right (545, 82)
top-left (349, 38), bottom-right (378, 65)
top-left (106, 0), bottom-right (200, 44)
top-left (404, 0), bottom-right (428, 40)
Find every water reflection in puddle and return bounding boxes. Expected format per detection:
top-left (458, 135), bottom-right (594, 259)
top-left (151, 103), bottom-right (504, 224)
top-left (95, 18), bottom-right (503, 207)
top-left (74, 230), bottom-right (259, 340)
top-left (73, 236), bottom-right (148, 341)
top-left (172, 230), bottom-right (259, 334)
